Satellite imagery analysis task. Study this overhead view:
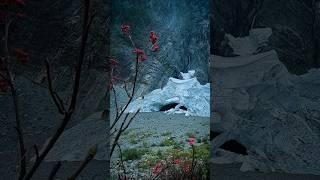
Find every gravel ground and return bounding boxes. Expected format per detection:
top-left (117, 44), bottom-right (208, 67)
top-left (212, 163), bottom-right (320, 180)
top-left (113, 112), bottom-right (210, 149)
top-left (110, 112), bottom-right (210, 178)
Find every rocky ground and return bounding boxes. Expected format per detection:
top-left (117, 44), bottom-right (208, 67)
top-left (212, 163), bottom-right (320, 180)
top-left (110, 112), bottom-right (210, 179)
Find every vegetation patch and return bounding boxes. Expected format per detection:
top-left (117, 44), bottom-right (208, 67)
top-left (122, 148), bottom-right (150, 161)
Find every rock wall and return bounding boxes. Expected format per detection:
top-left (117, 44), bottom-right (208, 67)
top-left (0, 0), bottom-right (111, 178)
top-left (111, 0), bottom-right (209, 93)
top-left (211, 50), bottom-right (320, 174)
top-left (211, 0), bottom-right (320, 74)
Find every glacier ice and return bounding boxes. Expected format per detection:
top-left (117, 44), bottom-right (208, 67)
top-left (126, 70), bottom-right (210, 117)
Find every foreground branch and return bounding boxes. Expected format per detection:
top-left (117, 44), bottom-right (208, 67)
top-left (67, 145), bottom-right (97, 180)
top-left (1, 17), bottom-right (27, 180)
top-left (22, 0), bottom-right (93, 179)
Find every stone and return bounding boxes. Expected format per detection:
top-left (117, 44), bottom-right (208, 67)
top-left (211, 50), bottom-right (320, 175)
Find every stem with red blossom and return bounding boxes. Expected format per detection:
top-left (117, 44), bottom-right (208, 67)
top-left (190, 145), bottom-right (196, 179)
top-left (109, 34), bottom-right (142, 157)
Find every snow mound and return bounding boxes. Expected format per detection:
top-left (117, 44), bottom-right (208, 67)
top-left (126, 70), bottom-right (210, 117)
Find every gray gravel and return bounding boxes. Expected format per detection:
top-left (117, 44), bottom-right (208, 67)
top-left (212, 163), bottom-right (320, 180)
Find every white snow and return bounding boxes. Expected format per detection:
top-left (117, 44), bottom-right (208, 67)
top-left (126, 70), bottom-right (210, 117)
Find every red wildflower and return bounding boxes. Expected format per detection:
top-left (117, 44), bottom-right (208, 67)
top-left (149, 31), bottom-right (158, 44)
top-left (0, 79), bottom-right (10, 92)
top-left (188, 137), bottom-right (195, 146)
top-left (152, 162), bottom-right (162, 175)
top-left (13, 48), bottom-right (29, 63)
top-left (120, 24), bottom-right (130, 36)
top-left (133, 48), bottom-right (147, 62)
top-left (173, 159), bottom-right (181, 165)
top-left (183, 163), bottom-right (191, 173)
top-left (151, 44), bottom-right (160, 52)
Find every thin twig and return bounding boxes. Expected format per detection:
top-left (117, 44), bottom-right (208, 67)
top-left (121, 109), bottom-right (140, 132)
top-left (110, 53), bottom-right (139, 131)
top-left (2, 17), bottom-right (27, 180)
top-left (112, 86), bottom-right (119, 117)
top-left (48, 161), bottom-right (61, 180)
top-left (116, 143), bottom-right (127, 176)
top-left (67, 145), bottom-right (97, 180)
top-left (22, 1), bottom-right (93, 179)
top-left (110, 109), bottom-right (139, 156)
top-left (68, 0), bottom-right (92, 113)
top-left (33, 145), bottom-right (39, 161)
top-left (45, 59), bottom-right (65, 114)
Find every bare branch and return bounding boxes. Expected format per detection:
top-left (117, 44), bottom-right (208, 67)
top-left (23, 0), bottom-right (94, 179)
top-left (33, 145), bottom-right (39, 161)
top-left (48, 161), bottom-right (61, 180)
top-left (116, 143), bottom-right (127, 176)
top-left (2, 18), bottom-right (27, 180)
top-left (110, 54), bottom-right (139, 131)
top-left (45, 59), bottom-right (66, 114)
top-left (68, 0), bottom-right (92, 113)
top-left (112, 87), bottom-right (119, 117)
top-left (122, 109), bottom-right (140, 132)
top-left (67, 145), bottom-right (97, 180)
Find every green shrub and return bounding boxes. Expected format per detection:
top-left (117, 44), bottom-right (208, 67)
top-left (122, 148), bottom-right (150, 161)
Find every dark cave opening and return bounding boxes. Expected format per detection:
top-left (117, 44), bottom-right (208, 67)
top-left (219, 140), bottom-right (248, 155)
top-left (210, 131), bottom-right (222, 140)
top-left (159, 103), bottom-right (188, 112)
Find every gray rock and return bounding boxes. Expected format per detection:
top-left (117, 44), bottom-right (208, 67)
top-left (211, 0), bottom-right (320, 74)
top-left (211, 50), bottom-right (320, 175)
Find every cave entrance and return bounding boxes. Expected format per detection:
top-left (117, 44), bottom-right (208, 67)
top-left (159, 103), bottom-right (188, 112)
top-left (210, 131), bottom-right (222, 140)
top-left (219, 140), bottom-right (248, 155)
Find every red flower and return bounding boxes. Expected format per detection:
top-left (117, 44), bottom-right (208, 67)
top-left (173, 159), bottom-right (181, 165)
top-left (0, 79), bottom-right (10, 92)
top-left (188, 137), bottom-right (195, 146)
top-left (149, 31), bottom-right (158, 44)
top-left (183, 163), bottom-right (191, 173)
top-left (120, 24), bottom-right (130, 36)
top-left (13, 48), bottom-right (29, 63)
top-left (151, 44), bottom-right (160, 52)
top-left (152, 162), bottom-right (162, 175)
top-left (133, 48), bottom-right (147, 62)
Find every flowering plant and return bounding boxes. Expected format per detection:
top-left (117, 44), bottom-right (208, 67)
top-left (148, 136), bottom-right (209, 180)
top-left (110, 24), bottom-right (161, 179)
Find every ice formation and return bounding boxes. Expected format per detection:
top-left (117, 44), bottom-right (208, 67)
top-left (126, 70), bottom-right (210, 117)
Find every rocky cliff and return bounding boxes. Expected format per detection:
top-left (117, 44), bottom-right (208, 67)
top-left (211, 0), bottom-right (320, 74)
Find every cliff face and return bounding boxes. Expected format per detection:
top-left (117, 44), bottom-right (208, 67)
top-left (111, 0), bottom-right (209, 92)
top-left (0, 1), bottom-right (111, 178)
top-left (211, 0), bottom-right (320, 74)
top-left (210, 0), bottom-right (320, 176)
top-left (211, 50), bottom-right (320, 175)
